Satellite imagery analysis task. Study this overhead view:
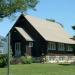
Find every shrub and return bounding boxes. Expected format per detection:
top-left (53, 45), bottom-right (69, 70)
top-left (26, 56), bottom-right (32, 64)
top-left (20, 56), bottom-right (27, 64)
top-left (32, 57), bottom-right (41, 63)
top-left (20, 56), bottom-right (32, 64)
top-left (10, 57), bottom-right (21, 64)
top-left (0, 54), bottom-right (7, 67)
top-left (32, 58), bottom-right (36, 63)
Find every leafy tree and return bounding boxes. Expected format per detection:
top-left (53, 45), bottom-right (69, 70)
top-left (0, 0), bottom-right (39, 18)
top-left (72, 25), bottom-right (75, 55)
top-left (72, 25), bottom-right (75, 39)
top-left (72, 25), bottom-right (75, 30)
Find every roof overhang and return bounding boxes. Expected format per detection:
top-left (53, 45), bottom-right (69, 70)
top-left (15, 27), bottom-right (33, 41)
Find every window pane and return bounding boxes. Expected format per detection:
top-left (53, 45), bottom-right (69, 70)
top-left (67, 45), bottom-right (73, 51)
top-left (58, 43), bottom-right (64, 51)
top-left (48, 42), bottom-right (56, 50)
top-left (29, 42), bottom-right (33, 47)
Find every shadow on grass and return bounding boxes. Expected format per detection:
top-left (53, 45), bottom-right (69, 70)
top-left (58, 64), bottom-right (71, 66)
top-left (58, 63), bottom-right (75, 66)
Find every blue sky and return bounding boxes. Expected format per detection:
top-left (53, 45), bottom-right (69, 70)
top-left (0, 0), bottom-right (75, 37)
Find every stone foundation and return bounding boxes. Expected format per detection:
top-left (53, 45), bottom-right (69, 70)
top-left (46, 55), bottom-right (75, 63)
top-left (33, 55), bottom-right (75, 63)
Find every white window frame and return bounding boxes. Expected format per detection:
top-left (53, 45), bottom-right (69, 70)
top-left (15, 42), bottom-right (21, 56)
top-left (48, 42), bottom-right (56, 50)
top-left (28, 42), bottom-right (33, 47)
top-left (58, 43), bottom-right (65, 51)
top-left (67, 45), bottom-right (73, 51)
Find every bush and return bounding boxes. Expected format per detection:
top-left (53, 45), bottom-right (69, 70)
top-left (32, 57), bottom-right (41, 63)
top-left (10, 57), bottom-right (21, 64)
top-left (20, 56), bottom-right (27, 64)
top-left (20, 56), bottom-right (32, 64)
top-left (0, 54), bottom-right (7, 67)
top-left (10, 56), bottom-right (32, 65)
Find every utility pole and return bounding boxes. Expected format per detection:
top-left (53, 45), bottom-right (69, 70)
top-left (7, 32), bottom-right (10, 75)
top-left (7, 0), bottom-right (11, 75)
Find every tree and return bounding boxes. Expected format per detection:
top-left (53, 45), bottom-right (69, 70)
top-left (72, 25), bottom-right (75, 55)
top-left (72, 25), bottom-right (75, 39)
top-left (0, 0), bottom-right (38, 18)
top-left (72, 25), bottom-right (75, 30)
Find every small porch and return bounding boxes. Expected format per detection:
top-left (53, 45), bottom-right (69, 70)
top-left (10, 27), bottom-right (33, 57)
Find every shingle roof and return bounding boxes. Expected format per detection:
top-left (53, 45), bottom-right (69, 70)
top-left (24, 15), bottom-right (75, 44)
top-left (15, 27), bottom-right (33, 41)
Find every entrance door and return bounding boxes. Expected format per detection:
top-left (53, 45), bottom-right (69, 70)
top-left (15, 42), bottom-right (21, 57)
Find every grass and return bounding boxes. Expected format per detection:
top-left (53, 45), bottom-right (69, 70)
top-left (0, 63), bottom-right (75, 75)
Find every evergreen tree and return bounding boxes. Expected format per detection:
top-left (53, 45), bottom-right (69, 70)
top-left (0, 0), bottom-right (38, 18)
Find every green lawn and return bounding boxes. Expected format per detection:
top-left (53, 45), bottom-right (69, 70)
top-left (0, 64), bottom-right (75, 75)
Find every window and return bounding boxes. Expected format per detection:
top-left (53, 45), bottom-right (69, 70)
top-left (48, 42), bottom-right (56, 50)
top-left (0, 43), bottom-right (3, 47)
top-left (15, 42), bottom-right (21, 56)
top-left (28, 42), bottom-right (33, 47)
top-left (67, 45), bottom-right (73, 51)
top-left (58, 43), bottom-right (65, 51)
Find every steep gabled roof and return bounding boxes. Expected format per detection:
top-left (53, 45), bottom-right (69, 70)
top-left (23, 15), bottom-right (75, 44)
top-left (1, 14), bottom-right (75, 44)
top-left (15, 27), bottom-right (33, 41)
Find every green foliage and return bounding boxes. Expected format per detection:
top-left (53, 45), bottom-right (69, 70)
top-left (20, 56), bottom-right (27, 64)
top-left (10, 56), bottom-right (32, 64)
top-left (0, 54), bottom-right (7, 67)
top-left (20, 56), bottom-right (32, 64)
top-left (32, 57), bottom-right (41, 63)
top-left (10, 57), bottom-right (21, 64)
top-left (72, 25), bottom-right (75, 30)
top-left (0, 0), bottom-right (39, 18)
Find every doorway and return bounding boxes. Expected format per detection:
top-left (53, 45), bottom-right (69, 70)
top-left (15, 42), bottom-right (21, 57)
